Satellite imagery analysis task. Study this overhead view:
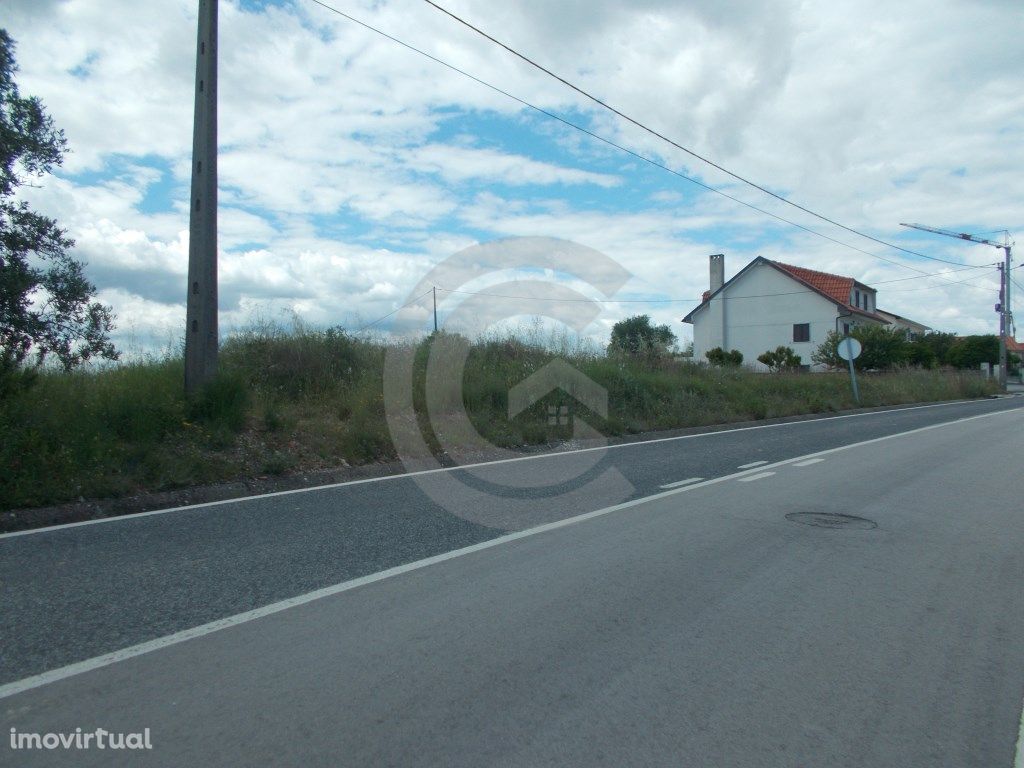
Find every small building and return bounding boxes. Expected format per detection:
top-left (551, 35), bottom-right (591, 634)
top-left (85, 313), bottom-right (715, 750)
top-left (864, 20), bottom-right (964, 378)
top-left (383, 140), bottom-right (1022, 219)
top-left (875, 309), bottom-right (930, 340)
top-left (683, 254), bottom-right (927, 371)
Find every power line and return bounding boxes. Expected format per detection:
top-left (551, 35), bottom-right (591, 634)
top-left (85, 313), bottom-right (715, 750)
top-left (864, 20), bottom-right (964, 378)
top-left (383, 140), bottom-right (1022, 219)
top-left (304, 0), bottom-right (977, 286)
top-left (868, 262), bottom-right (991, 284)
top-left (348, 265), bottom-right (997, 336)
top-left (421, 0), bottom-right (970, 269)
top-left (882, 269), bottom-right (1000, 293)
top-left (354, 289), bottom-right (433, 332)
top-left (435, 264), bottom-right (997, 305)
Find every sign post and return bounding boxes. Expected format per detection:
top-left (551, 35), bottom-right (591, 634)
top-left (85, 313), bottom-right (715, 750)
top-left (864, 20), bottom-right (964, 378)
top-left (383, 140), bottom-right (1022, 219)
top-left (836, 336), bottom-right (862, 405)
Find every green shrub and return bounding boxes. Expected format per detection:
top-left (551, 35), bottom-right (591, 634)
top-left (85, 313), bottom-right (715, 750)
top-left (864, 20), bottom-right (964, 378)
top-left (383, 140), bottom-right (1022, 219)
top-left (706, 347), bottom-right (743, 366)
top-left (757, 346), bottom-right (802, 372)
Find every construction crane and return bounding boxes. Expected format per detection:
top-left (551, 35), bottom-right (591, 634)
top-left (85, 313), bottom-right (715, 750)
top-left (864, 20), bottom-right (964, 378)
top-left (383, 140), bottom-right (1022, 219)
top-left (900, 223), bottom-right (1013, 387)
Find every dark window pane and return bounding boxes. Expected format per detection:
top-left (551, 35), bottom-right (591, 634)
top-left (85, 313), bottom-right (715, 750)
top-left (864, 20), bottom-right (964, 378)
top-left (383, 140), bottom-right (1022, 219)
top-left (793, 323), bottom-right (810, 342)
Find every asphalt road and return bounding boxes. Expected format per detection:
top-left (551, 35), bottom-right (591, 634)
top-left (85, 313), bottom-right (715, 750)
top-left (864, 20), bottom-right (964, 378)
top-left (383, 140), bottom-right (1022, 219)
top-left (1, 396), bottom-right (1022, 686)
top-left (2, 398), bottom-right (1023, 766)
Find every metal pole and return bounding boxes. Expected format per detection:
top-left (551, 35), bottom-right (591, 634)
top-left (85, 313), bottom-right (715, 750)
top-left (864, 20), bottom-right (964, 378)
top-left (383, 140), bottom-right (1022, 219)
top-left (845, 337), bottom-right (860, 405)
top-left (184, 0), bottom-right (218, 396)
top-left (432, 286), bottom-right (438, 333)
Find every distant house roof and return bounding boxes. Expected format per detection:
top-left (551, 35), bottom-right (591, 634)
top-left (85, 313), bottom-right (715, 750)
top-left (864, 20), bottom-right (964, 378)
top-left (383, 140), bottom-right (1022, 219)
top-left (875, 309), bottom-right (930, 332)
top-left (1008, 337), bottom-right (1024, 353)
top-left (683, 256), bottom-right (889, 324)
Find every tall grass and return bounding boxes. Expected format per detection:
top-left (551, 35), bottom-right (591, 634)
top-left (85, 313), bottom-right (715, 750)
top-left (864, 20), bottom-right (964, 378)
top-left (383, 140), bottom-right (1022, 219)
top-left (0, 321), bottom-right (998, 510)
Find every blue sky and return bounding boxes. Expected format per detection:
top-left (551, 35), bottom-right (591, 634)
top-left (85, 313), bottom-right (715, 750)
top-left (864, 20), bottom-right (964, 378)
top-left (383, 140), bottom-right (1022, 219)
top-left (6, 0), bottom-right (1023, 353)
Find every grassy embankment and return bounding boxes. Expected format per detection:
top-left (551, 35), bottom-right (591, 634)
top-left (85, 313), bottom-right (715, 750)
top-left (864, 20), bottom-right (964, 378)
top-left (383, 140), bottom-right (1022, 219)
top-left (0, 323), bottom-right (998, 510)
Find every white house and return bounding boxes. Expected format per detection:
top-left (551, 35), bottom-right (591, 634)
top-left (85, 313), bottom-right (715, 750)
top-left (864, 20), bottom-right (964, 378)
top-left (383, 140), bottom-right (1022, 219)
top-left (683, 254), bottom-right (927, 371)
top-left (875, 309), bottom-right (930, 340)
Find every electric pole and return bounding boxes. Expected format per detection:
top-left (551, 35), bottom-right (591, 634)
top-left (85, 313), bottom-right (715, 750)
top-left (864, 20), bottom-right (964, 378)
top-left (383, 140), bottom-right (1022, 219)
top-left (900, 223), bottom-right (1013, 388)
top-left (998, 263), bottom-right (1007, 380)
top-left (184, 0), bottom-right (219, 396)
top-left (433, 286), bottom-right (438, 333)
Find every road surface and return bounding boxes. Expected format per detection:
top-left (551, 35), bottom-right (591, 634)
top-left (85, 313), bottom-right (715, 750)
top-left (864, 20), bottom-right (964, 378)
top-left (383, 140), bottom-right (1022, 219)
top-left (2, 397), bottom-right (1023, 766)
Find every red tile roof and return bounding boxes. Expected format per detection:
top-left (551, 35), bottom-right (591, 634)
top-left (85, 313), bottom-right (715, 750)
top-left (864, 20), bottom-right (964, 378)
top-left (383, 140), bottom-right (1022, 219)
top-left (684, 256), bottom-right (891, 324)
top-left (1008, 337), bottom-right (1024, 353)
top-left (770, 260), bottom-right (886, 321)
top-left (771, 261), bottom-right (854, 305)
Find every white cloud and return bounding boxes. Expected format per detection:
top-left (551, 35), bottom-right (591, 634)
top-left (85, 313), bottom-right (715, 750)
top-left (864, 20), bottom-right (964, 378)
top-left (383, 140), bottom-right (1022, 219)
top-left (3, 0), bottom-right (1021, 353)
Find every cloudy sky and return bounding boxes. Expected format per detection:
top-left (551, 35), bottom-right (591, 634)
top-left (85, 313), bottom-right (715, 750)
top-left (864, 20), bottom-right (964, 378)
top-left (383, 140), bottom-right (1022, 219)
top-left (5, 0), bottom-right (1022, 353)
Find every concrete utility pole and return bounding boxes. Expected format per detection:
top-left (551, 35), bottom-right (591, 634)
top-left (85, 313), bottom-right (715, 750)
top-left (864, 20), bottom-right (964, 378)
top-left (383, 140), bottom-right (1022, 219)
top-left (900, 223), bottom-right (1013, 388)
top-left (184, 0), bottom-right (219, 396)
top-left (998, 263), bottom-right (1007, 382)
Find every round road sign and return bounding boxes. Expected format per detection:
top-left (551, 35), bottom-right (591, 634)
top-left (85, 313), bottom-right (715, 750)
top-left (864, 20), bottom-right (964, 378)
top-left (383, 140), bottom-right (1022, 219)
top-left (836, 336), bottom-right (862, 361)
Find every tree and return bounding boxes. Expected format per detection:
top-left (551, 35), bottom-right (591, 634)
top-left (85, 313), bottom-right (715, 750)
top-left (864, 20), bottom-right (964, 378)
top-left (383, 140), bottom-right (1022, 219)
top-left (0, 30), bottom-right (116, 375)
top-left (946, 335), bottom-right (999, 369)
top-left (903, 342), bottom-right (937, 369)
top-left (608, 314), bottom-right (677, 356)
top-left (812, 326), bottom-right (908, 370)
top-left (757, 346), bottom-right (802, 372)
top-left (914, 331), bottom-right (958, 367)
top-left (705, 347), bottom-right (743, 366)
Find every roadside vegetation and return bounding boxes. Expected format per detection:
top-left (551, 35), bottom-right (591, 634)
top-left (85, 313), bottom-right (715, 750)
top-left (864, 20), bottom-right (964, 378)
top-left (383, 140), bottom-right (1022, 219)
top-left (0, 316), bottom-right (999, 510)
top-left (0, 34), bottom-right (1004, 512)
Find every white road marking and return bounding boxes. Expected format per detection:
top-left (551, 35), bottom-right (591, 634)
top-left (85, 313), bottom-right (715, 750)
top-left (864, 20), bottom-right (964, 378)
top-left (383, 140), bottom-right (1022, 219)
top-left (737, 460), bottom-right (768, 469)
top-left (0, 407), bottom-right (1017, 700)
top-left (659, 477), bottom-right (703, 489)
top-left (737, 471), bottom-right (775, 482)
top-left (793, 458), bottom-right (825, 467)
top-left (0, 398), bottom-right (1008, 540)
top-left (1015, 692), bottom-right (1024, 768)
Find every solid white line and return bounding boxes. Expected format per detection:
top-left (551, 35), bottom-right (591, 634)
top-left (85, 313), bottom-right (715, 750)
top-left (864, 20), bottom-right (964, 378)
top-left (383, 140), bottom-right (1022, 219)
top-left (0, 398), bottom-right (1009, 540)
top-left (737, 460), bottom-right (768, 469)
top-left (793, 458), bottom-right (825, 467)
top-left (737, 471), bottom-right (775, 482)
top-left (1015, 692), bottom-right (1024, 768)
top-left (1, 406), bottom-right (1017, 701)
top-left (659, 477), bottom-right (703, 489)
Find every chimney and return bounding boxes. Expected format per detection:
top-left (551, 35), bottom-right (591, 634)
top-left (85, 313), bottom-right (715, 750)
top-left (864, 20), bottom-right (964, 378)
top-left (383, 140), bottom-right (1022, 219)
top-left (709, 253), bottom-right (725, 292)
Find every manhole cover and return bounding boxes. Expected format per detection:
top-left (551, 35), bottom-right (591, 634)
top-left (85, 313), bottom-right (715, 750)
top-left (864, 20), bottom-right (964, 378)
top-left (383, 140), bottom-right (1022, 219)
top-left (785, 512), bottom-right (877, 530)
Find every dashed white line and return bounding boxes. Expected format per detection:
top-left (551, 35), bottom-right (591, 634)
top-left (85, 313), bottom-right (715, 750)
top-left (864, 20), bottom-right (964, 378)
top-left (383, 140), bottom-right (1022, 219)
top-left (737, 460), bottom-right (768, 469)
top-left (793, 458), bottom-right (825, 467)
top-left (659, 477), bottom-right (704, 489)
top-left (737, 471), bottom-right (776, 482)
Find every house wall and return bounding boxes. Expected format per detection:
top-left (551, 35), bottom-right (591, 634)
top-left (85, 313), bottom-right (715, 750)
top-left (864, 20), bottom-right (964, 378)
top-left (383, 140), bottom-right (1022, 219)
top-left (876, 314), bottom-right (928, 340)
top-left (692, 261), bottom-right (841, 370)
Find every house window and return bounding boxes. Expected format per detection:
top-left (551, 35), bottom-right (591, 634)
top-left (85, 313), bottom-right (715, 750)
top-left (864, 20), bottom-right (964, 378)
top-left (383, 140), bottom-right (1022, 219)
top-left (793, 323), bottom-right (810, 343)
top-left (843, 323), bottom-right (851, 334)
top-left (854, 289), bottom-right (860, 308)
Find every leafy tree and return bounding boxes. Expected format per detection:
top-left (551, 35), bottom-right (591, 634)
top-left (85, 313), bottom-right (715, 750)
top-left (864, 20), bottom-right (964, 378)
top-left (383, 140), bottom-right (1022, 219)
top-left (903, 342), bottom-right (937, 369)
top-left (812, 326), bottom-right (909, 370)
top-left (914, 331), bottom-right (958, 367)
top-left (946, 335), bottom-right (999, 369)
top-left (757, 346), bottom-right (802, 372)
top-left (705, 347), bottom-right (743, 366)
top-left (608, 314), bottom-right (677, 356)
top-left (0, 30), bottom-right (116, 376)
